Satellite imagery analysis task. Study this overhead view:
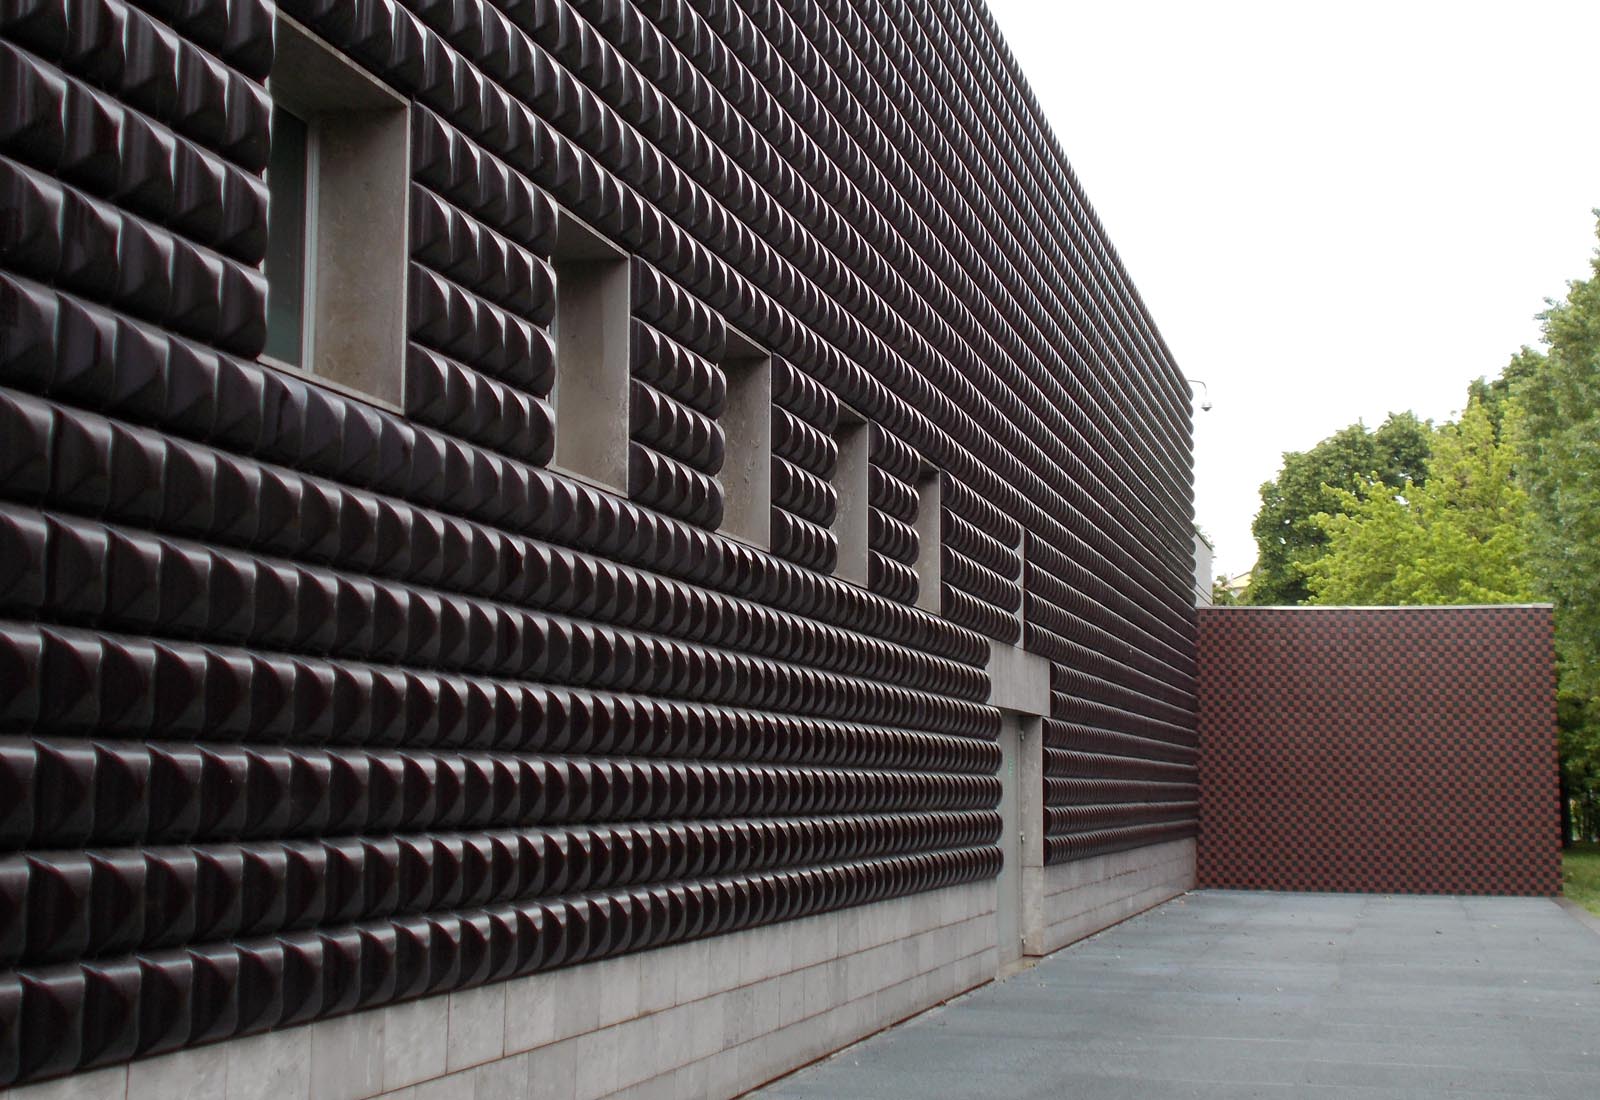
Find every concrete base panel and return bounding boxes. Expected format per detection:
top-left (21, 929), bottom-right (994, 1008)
top-left (1, 882), bottom-right (997, 1100)
top-left (1029, 838), bottom-right (1196, 955)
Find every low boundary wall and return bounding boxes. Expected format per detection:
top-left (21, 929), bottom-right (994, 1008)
top-left (1197, 605), bottom-right (1560, 895)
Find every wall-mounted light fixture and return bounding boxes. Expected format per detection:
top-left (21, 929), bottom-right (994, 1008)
top-left (1186, 378), bottom-right (1213, 413)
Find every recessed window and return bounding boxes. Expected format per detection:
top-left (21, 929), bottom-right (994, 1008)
top-left (830, 408), bottom-right (869, 586)
top-left (1016, 533), bottom-right (1028, 631)
top-left (551, 211), bottom-right (630, 494)
top-left (263, 106), bottom-right (309, 365)
top-left (718, 329), bottom-right (771, 548)
top-left (914, 464), bottom-right (942, 613)
top-left (264, 15), bottom-right (409, 408)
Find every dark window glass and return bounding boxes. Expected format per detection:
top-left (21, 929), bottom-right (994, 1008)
top-left (264, 105), bottom-right (309, 366)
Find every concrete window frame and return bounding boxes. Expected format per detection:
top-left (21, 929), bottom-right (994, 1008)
top-left (262, 14), bottom-right (410, 412)
top-left (913, 462), bottom-right (942, 613)
top-left (830, 407), bottom-right (870, 586)
top-left (717, 329), bottom-right (771, 549)
top-left (551, 211), bottom-right (631, 495)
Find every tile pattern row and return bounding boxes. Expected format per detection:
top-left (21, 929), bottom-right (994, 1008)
top-left (0, 880), bottom-right (998, 1100)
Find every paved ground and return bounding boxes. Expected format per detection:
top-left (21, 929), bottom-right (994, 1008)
top-left (752, 890), bottom-right (1600, 1099)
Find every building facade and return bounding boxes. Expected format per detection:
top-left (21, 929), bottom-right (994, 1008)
top-left (0, 1), bottom-right (1197, 1096)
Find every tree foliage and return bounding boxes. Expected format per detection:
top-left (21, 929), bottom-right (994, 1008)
top-left (1467, 351), bottom-right (1537, 441)
top-left (1514, 264), bottom-right (1600, 701)
top-left (1511, 217), bottom-right (1600, 837)
top-left (1240, 216), bottom-right (1600, 838)
top-left (1244, 412), bottom-right (1433, 604)
top-left (1210, 575), bottom-right (1241, 606)
top-left (1305, 399), bottom-right (1534, 605)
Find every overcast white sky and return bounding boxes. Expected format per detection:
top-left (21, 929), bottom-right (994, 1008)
top-left (982, 0), bottom-right (1600, 579)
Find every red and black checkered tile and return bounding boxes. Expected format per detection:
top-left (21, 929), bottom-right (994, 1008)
top-left (1197, 606), bottom-right (1561, 895)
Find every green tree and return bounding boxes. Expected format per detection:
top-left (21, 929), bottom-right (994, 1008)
top-left (1467, 351), bottom-right (1537, 441)
top-left (1512, 217), bottom-right (1600, 839)
top-left (1210, 575), bottom-right (1240, 606)
top-left (1559, 695), bottom-right (1600, 842)
top-left (1245, 412), bottom-right (1433, 604)
top-left (1515, 281), bottom-right (1600, 701)
top-left (1305, 399), bottom-right (1534, 605)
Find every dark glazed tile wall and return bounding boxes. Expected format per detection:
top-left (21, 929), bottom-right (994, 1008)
top-left (0, 0), bottom-right (1196, 1086)
top-left (1197, 606), bottom-right (1561, 895)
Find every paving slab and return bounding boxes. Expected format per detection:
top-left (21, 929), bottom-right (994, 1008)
top-left (750, 890), bottom-right (1600, 1099)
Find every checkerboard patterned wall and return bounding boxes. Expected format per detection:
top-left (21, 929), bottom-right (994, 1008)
top-left (1197, 606), bottom-right (1560, 895)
